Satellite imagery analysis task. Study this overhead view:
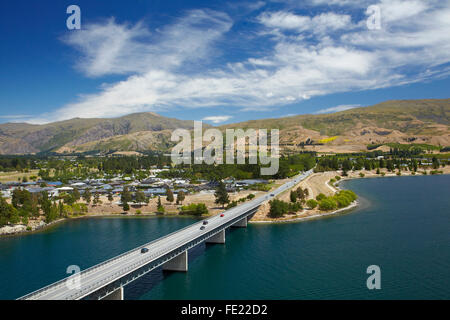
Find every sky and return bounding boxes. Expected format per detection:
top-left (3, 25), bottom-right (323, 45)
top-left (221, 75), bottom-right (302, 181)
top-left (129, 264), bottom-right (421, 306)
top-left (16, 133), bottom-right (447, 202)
top-left (0, 0), bottom-right (449, 125)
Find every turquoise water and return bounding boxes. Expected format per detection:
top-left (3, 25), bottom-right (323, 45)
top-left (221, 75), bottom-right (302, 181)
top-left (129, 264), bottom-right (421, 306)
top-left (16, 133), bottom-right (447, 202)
top-left (0, 175), bottom-right (449, 299)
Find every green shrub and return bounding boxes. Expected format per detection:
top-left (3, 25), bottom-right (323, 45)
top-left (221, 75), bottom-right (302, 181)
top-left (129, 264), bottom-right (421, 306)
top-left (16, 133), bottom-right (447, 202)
top-left (359, 173), bottom-right (365, 178)
top-left (318, 198), bottom-right (338, 211)
top-left (306, 199), bottom-right (318, 209)
top-left (334, 194), bottom-right (351, 208)
top-left (268, 199), bottom-right (303, 218)
top-left (226, 201), bottom-right (238, 209)
top-left (180, 203), bottom-right (208, 216)
top-left (316, 193), bottom-right (327, 201)
top-left (335, 176), bottom-right (341, 181)
top-left (136, 209), bottom-right (142, 215)
top-left (63, 204), bottom-right (73, 216)
top-left (246, 194), bottom-right (255, 200)
top-left (72, 203), bottom-right (87, 215)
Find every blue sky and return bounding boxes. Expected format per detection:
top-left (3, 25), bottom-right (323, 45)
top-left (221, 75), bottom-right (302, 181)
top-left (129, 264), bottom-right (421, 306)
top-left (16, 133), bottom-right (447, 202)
top-left (0, 0), bottom-right (449, 125)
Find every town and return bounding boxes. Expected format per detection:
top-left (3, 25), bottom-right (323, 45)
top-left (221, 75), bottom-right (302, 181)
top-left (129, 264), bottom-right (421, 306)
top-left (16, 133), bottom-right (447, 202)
top-left (0, 145), bottom-right (448, 235)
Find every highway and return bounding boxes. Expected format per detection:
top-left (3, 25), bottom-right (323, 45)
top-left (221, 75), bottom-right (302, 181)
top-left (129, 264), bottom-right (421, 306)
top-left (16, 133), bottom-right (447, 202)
top-left (19, 169), bottom-right (313, 300)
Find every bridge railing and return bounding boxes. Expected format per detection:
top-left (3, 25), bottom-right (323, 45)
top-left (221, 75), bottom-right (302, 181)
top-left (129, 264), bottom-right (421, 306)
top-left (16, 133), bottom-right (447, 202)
top-left (18, 170), bottom-right (312, 300)
top-left (18, 193), bottom-right (266, 300)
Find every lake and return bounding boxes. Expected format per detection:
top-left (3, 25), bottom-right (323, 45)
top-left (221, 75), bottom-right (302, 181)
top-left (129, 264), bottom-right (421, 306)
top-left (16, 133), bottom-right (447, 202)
top-left (0, 175), bottom-right (449, 299)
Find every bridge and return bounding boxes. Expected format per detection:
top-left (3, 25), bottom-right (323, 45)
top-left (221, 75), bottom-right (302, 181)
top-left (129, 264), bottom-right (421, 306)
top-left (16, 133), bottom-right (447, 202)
top-left (18, 170), bottom-right (313, 300)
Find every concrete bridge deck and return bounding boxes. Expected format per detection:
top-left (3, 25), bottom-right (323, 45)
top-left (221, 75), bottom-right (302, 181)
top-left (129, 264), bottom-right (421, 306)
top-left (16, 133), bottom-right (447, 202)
top-left (18, 170), bottom-right (313, 300)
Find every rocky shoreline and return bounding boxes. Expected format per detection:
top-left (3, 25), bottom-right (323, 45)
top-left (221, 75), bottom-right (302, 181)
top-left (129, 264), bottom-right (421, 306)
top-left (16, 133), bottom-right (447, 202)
top-left (0, 219), bottom-right (59, 236)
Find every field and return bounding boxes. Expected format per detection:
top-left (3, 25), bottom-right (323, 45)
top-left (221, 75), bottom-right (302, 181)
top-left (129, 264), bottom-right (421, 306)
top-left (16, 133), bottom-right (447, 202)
top-left (0, 170), bottom-right (40, 183)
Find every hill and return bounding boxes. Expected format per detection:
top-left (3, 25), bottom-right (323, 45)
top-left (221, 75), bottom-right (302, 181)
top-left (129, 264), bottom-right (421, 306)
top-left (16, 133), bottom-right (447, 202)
top-left (0, 99), bottom-right (448, 155)
top-left (219, 99), bottom-right (450, 153)
top-left (0, 113), bottom-right (198, 154)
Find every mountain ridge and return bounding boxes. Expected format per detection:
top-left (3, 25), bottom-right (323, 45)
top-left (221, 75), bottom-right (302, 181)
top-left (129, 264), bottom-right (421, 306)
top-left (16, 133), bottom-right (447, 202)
top-left (0, 99), bottom-right (449, 154)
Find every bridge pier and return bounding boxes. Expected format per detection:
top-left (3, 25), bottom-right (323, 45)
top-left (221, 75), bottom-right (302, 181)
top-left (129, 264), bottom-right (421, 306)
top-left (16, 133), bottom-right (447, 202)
top-left (163, 251), bottom-right (188, 272)
top-left (206, 229), bottom-right (225, 244)
top-left (232, 217), bottom-right (247, 228)
top-left (101, 286), bottom-right (124, 300)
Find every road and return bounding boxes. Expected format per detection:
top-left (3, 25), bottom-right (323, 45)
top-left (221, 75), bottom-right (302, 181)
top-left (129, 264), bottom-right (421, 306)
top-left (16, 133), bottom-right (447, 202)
top-left (19, 169), bottom-right (313, 300)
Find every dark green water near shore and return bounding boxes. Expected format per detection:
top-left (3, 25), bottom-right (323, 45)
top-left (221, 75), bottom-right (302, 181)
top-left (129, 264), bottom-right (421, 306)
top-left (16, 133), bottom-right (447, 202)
top-left (0, 175), bottom-right (449, 299)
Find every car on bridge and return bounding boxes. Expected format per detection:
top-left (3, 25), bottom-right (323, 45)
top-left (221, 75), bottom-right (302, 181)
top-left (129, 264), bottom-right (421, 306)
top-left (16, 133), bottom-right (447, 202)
top-left (200, 226), bottom-right (206, 230)
top-left (220, 214), bottom-right (224, 217)
top-left (140, 248), bottom-right (149, 254)
top-left (203, 220), bottom-right (209, 225)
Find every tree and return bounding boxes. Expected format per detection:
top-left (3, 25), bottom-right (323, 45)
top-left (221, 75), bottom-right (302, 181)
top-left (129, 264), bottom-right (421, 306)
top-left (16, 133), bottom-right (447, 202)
top-left (342, 159), bottom-right (353, 171)
top-left (135, 190), bottom-right (147, 204)
top-left (268, 199), bottom-right (289, 218)
top-left (93, 192), bottom-right (102, 206)
top-left (121, 186), bottom-right (132, 204)
top-left (306, 199), bottom-right (318, 209)
top-left (58, 200), bottom-right (64, 218)
top-left (46, 202), bottom-right (59, 223)
top-left (107, 192), bottom-right (114, 204)
top-left (214, 182), bottom-right (229, 208)
top-left (157, 196), bottom-right (165, 213)
top-left (122, 201), bottom-right (130, 213)
top-left (303, 188), bottom-right (309, 197)
top-left (83, 189), bottom-right (91, 204)
top-left (316, 193), bottom-right (327, 201)
top-left (30, 194), bottom-right (40, 218)
top-left (412, 159), bottom-right (418, 172)
top-left (290, 190), bottom-right (297, 203)
top-left (63, 192), bottom-right (75, 205)
top-left (40, 191), bottom-right (52, 218)
top-left (432, 157), bottom-right (440, 169)
top-left (296, 187), bottom-right (305, 203)
top-left (176, 191), bottom-right (185, 205)
top-left (12, 188), bottom-right (32, 209)
top-left (166, 188), bottom-right (174, 203)
top-left (73, 188), bottom-right (81, 202)
top-left (318, 198), bottom-right (338, 211)
top-left (0, 196), bottom-right (19, 227)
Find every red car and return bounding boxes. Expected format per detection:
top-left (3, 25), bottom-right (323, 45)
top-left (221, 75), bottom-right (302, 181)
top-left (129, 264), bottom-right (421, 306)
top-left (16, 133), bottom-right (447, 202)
top-left (220, 214), bottom-right (225, 217)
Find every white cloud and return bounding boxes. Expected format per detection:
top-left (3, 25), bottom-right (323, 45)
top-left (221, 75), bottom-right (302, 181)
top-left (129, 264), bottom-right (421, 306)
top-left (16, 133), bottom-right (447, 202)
top-left (28, 1), bottom-right (450, 123)
top-left (258, 11), bottom-right (352, 33)
top-left (202, 115), bottom-right (233, 123)
top-left (62, 10), bottom-right (232, 77)
top-left (315, 104), bottom-right (361, 114)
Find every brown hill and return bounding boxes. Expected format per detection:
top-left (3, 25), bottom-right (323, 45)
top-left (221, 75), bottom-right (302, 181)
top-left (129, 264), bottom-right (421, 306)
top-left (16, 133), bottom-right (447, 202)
top-left (0, 99), bottom-right (448, 154)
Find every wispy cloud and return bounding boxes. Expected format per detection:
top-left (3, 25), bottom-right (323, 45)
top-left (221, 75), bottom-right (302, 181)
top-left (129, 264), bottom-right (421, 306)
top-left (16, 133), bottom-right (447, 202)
top-left (62, 10), bottom-right (233, 77)
top-left (29, 1), bottom-right (450, 123)
top-left (202, 115), bottom-right (232, 123)
top-left (0, 115), bottom-right (33, 120)
top-left (315, 104), bottom-right (361, 114)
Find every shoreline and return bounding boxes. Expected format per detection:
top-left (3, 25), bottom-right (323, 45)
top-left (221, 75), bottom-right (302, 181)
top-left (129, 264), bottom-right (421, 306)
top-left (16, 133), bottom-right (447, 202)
top-left (250, 200), bottom-right (359, 224)
top-left (0, 211), bottom-right (206, 237)
top-left (1, 171), bottom-right (448, 236)
top-left (249, 169), bottom-right (450, 224)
